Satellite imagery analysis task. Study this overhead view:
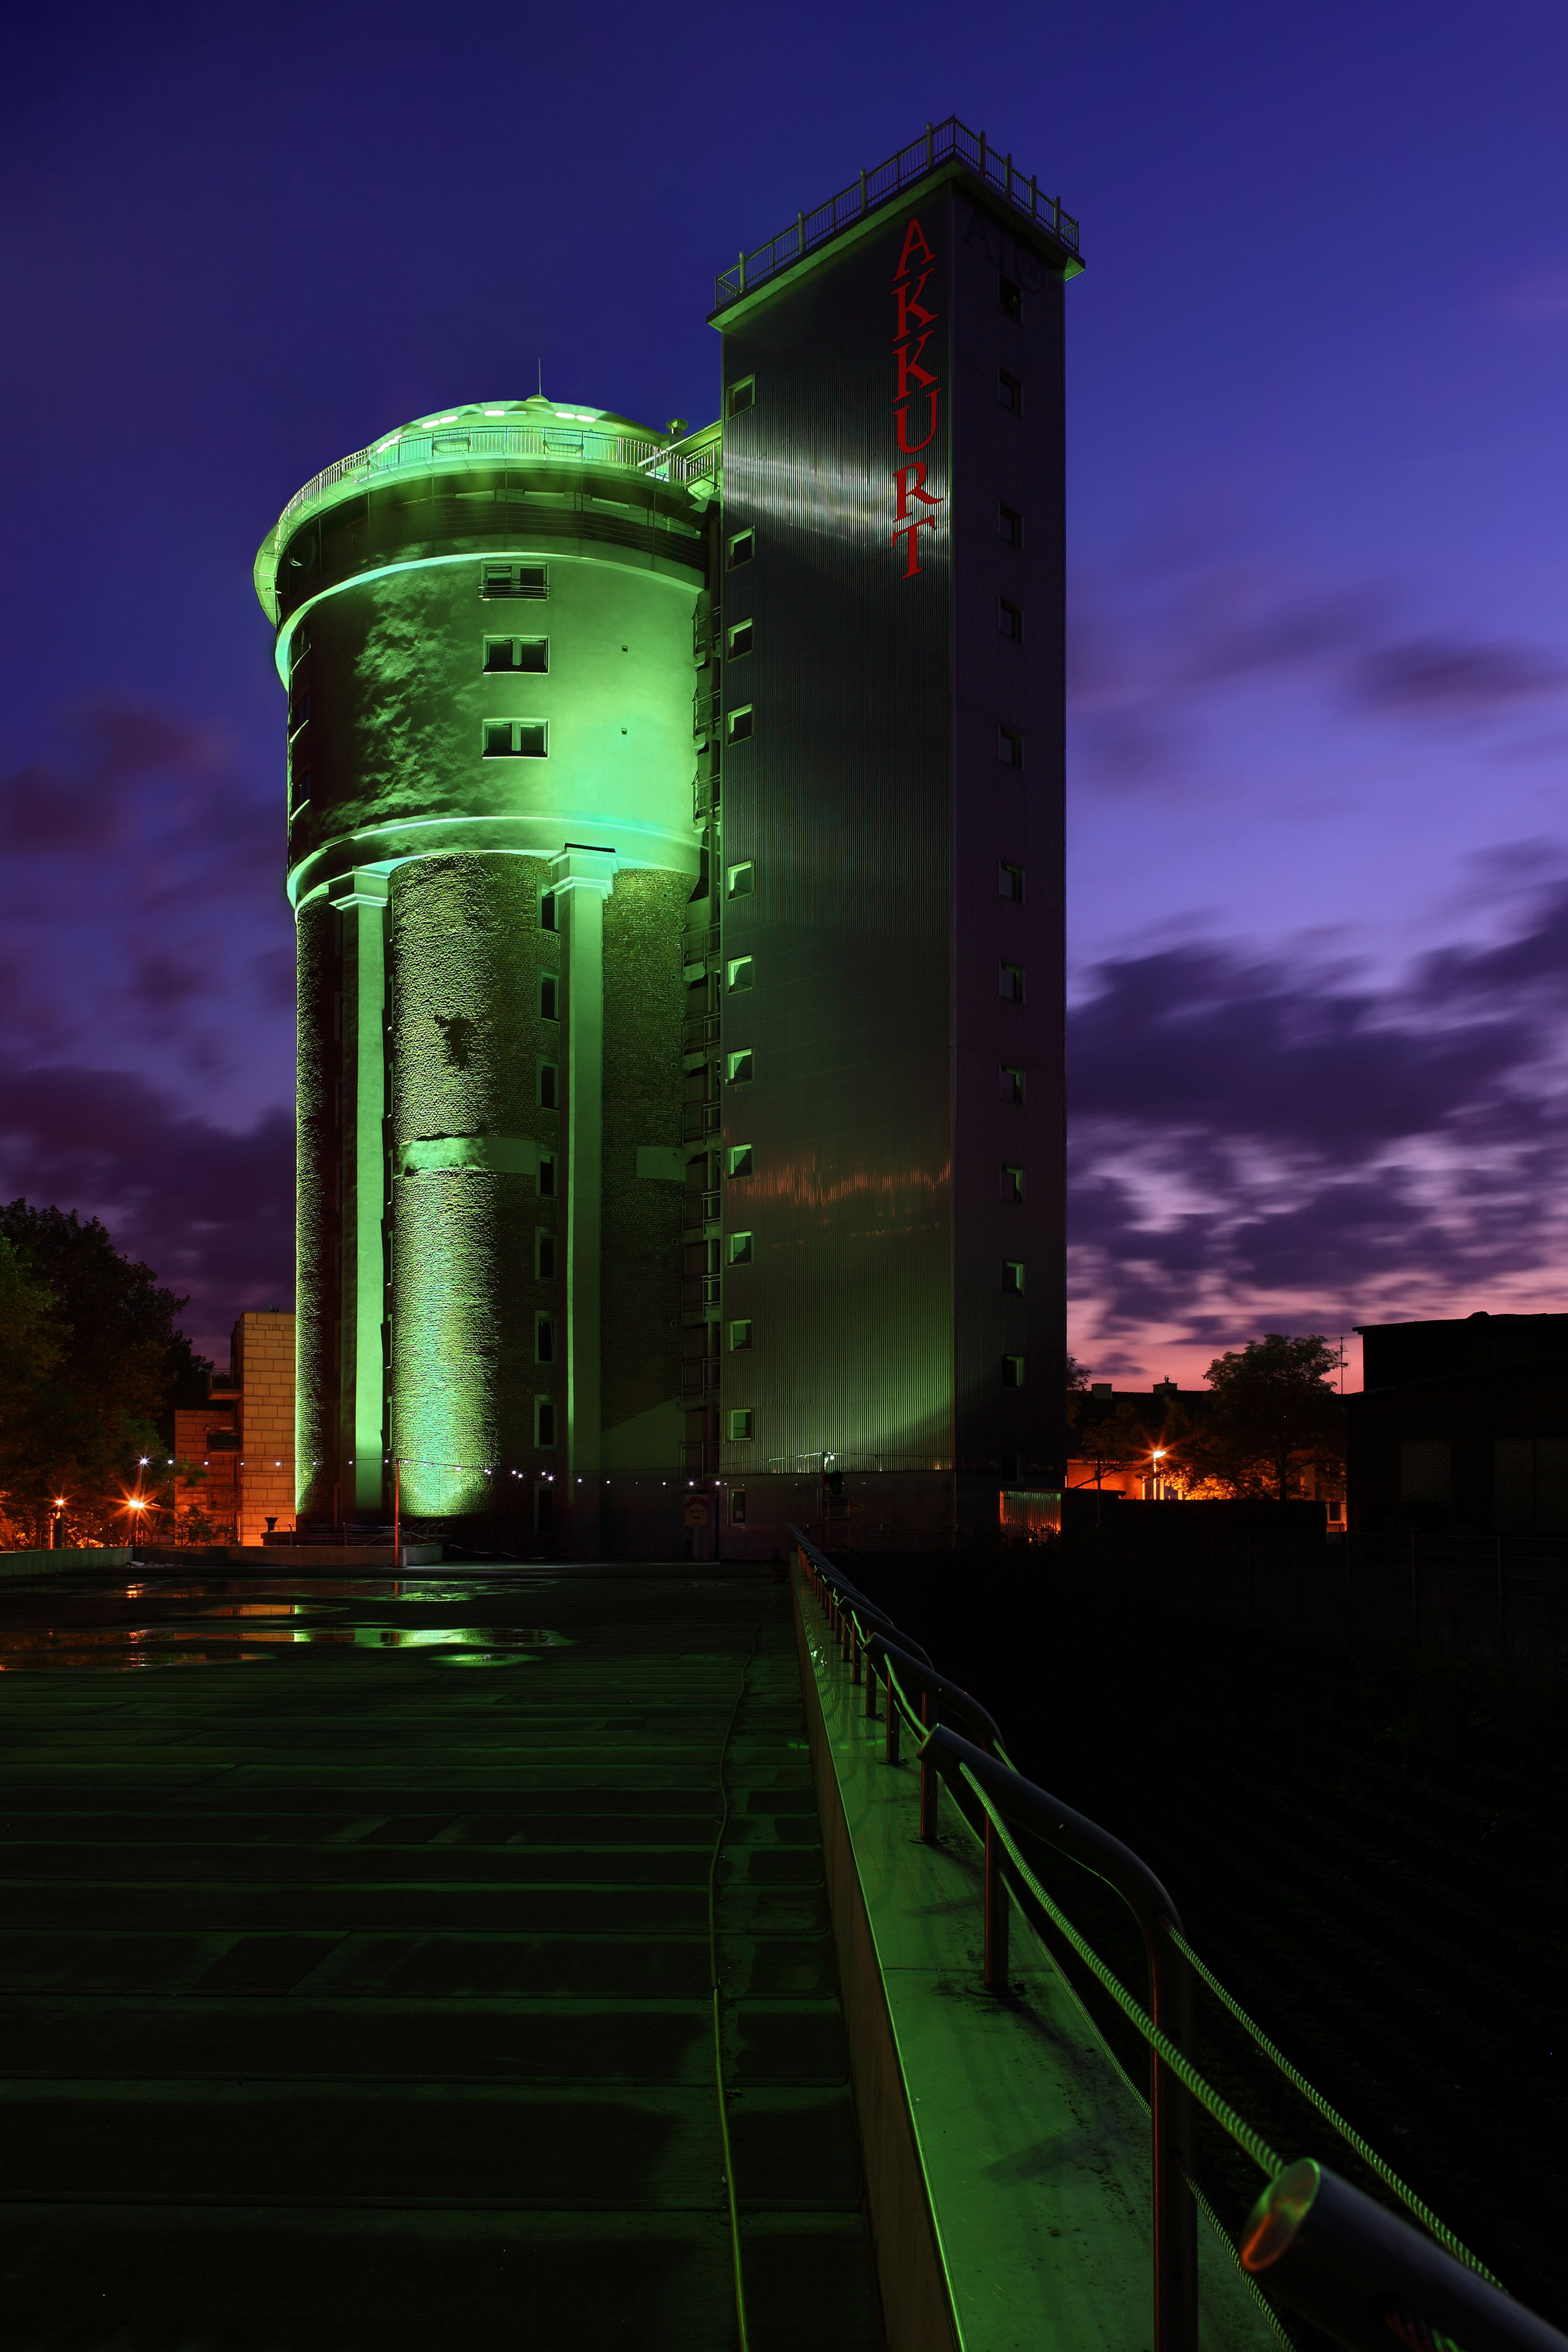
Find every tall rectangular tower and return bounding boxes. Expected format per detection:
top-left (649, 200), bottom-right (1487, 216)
top-left (709, 124), bottom-right (1080, 1544)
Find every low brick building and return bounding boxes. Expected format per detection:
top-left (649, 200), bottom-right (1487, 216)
top-left (174, 1312), bottom-right (296, 1544)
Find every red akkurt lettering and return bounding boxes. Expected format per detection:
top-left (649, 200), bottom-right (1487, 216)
top-left (893, 394), bottom-right (938, 455)
top-left (891, 520), bottom-right (936, 579)
top-left (895, 272), bottom-right (936, 335)
top-left (893, 218), bottom-right (935, 279)
top-left (894, 463), bottom-right (943, 519)
top-left (890, 216), bottom-right (940, 577)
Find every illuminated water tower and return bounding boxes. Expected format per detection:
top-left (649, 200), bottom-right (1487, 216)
top-left (254, 396), bottom-right (719, 1551)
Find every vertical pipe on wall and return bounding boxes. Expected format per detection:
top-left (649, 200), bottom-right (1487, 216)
top-left (329, 870), bottom-right (390, 1520)
top-left (555, 847), bottom-right (616, 1557)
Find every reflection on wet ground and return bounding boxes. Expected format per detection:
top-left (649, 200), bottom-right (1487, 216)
top-left (0, 1573), bottom-right (574, 1671)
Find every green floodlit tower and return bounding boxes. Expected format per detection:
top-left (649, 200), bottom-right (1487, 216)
top-left (254, 396), bottom-right (720, 1553)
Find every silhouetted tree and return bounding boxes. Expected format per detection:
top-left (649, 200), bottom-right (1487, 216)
top-left (1199, 1332), bottom-right (1344, 1503)
top-left (0, 1202), bottom-right (211, 1544)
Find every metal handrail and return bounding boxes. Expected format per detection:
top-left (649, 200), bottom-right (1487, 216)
top-left (714, 115), bottom-right (1080, 314)
top-left (790, 1526), bottom-right (1564, 2352)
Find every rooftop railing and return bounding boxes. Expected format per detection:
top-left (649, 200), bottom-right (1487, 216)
top-left (793, 1526), bottom-right (1567, 2352)
top-left (267, 423), bottom-right (715, 555)
top-left (713, 115), bottom-right (1080, 314)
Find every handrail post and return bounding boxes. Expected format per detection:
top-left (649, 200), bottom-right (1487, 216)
top-left (925, 121), bottom-right (934, 170)
top-left (859, 166), bottom-right (867, 213)
top-left (849, 1617), bottom-right (861, 1683)
top-left (983, 1814), bottom-right (1010, 1992)
top-left (918, 1695), bottom-right (937, 1839)
top-left (864, 1647), bottom-right (879, 1718)
top-left (737, 248), bottom-right (747, 295)
top-left (885, 1678), bottom-right (901, 1765)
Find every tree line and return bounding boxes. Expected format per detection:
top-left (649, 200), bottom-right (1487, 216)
top-left (1068, 1333), bottom-right (1345, 1505)
top-left (0, 1201), bottom-right (212, 1549)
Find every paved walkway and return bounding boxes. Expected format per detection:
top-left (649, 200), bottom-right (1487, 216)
top-left (0, 1562), bottom-right (883, 2351)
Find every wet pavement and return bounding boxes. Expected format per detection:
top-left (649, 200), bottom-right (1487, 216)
top-left (0, 1563), bottom-right (883, 2351)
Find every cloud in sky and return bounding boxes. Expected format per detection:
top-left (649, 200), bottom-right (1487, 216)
top-left (1069, 559), bottom-right (1568, 794)
top-left (0, 698), bottom-right (294, 1127)
top-left (1068, 878), bottom-right (1568, 1384)
top-left (0, 1061), bottom-right (294, 1369)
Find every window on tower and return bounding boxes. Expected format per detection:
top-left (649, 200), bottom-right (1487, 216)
top-left (727, 529), bottom-right (755, 569)
top-left (536, 1314), bottom-right (555, 1364)
top-left (999, 275), bottom-right (1022, 320)
top-left (999, 504), bottom-right (1023, 548)
top-left (727, 377), bottom-right (756, 416)
top-left (999, 726), bottom-right (1024, 768)
top-left (539, 973), bottom-right (558, 1021)
top-left (1000, 1165), bottom-right (1025, 1204)
top-left (727, 1143), bottom-right (753, 1178)
top-left (484, 636), bottom-right (549, 673)
top-left (729, 1320), bottom-right (753, 1350)
top-left (538, 1152), bottom-right (557, 1197)
top-left (999, 963), bottom-right (1025, 1002)
top-left (728, 1408), bottom-right (754, 1440)
top-left (727, 620), bottom-right (754, 658)
top-left (999, 1066), bottom-right (1025, 1105)
top-left (484, 721), bottom-right (548, 758)
top-left (727, 958), bottom-right (753, 993)
top-left (534, 1398), bottom-right (557, 1447)
top-left (999, 599), bottom-right (1023, 642)
top-left (726, 706), bottom-right (754, 744)
top-left (998, 370), bottom-right (1022, 414)
top-left (536, 1230), bottom-right (555, 1280)
top-left (537, 1059), bottom-right (559, 1110)
top-left (999, 862), bottom-right (1025, 901)
top-left (482, 563), bottom-right (549, 599)
top-left (1002, 1260), bottom-right (1025, 1295)
top-left (1001, 1355), bottom-right (1026, 1389)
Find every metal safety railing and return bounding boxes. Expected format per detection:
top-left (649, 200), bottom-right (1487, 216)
top-left (715, 116), bottom-right (1080, 313)
top-left (792, 1527), bottom-right (1567, 2352)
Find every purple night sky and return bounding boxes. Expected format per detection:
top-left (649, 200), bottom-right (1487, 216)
top-left (3, 1), bottom-right (1566, 1386)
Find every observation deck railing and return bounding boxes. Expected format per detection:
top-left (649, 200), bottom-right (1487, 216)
top-left (793, 1526), bottom-right (1567, 2352)
top-left (714, 115), bottom-right (1080, 314)
top-left (268, 426), bottom-right (720, 553)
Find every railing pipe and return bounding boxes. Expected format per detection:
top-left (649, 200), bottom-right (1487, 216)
top-left (1242, 2159), bottom-right (1568, 2352)
top-left (863, 1634), bottom-right (1003, 1754)
top-left (922, 1727), bottom-right (1198, 2352)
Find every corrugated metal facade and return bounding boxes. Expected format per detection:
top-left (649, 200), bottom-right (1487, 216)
top-left (716, 177), bottom-right (1068, 1486)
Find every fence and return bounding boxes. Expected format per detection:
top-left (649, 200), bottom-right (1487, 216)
top-left (794, 1526), bottom-right (1567, 2352)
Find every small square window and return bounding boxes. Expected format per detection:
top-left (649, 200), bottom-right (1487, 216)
top-left (728, 1231), bottom-right (753, 1265)
top-left (999, 862), bottom-right (1024, 901)
top-left (729, 1319), bottom-right (753, 1350)
top-left (728, 620), bottom-right (754, 657)
top-left (536, 1229), bottom-right (555, 1280)
top-left (727, 860), bottom-right (754, 899)
top-left (727, 377), bottom-right (756, 417)
top-left (536, 1314), bottom-right (556, 1364)
top-left (484, 719), bottom-right (548, 758)
top-left (727, 705), bottom-right (754, 744)
top-left (727, 1049), bottom-right (753, 1086)
top-left (727, 956), bottom-right (753, 993)
top-left (999, 599), bottom-right (1023, 642)
top-left (999, 504), bottom-right (1022, 549)
top-left (1001, 1165), bottom-right (1024, 1204)
top-left (1002, 1355), bottom-right (1025, 1389)
top-left (728, 1408), bottom-right (754, 1440)
top-left (1002, 1260), bottom-right (1025, 1295)
top-left (727, 530), bottom-right (754, 569)
top-left (535, 1397), bottom-right (557, 1447)
top-left (484, 636), bottom-right (548, 673)
top-left (539, 889), bottom-right (557, 932)
top-left (729, 1488), bottom-right (747, 1526)
top-left (538, 1152), bottom-right (557, 1198)
top-left (728, 1143), bottom-right (753, 1178)
top-left (999, 276), bottom-right (1022, 320)
top-left (999, 1066), bottom-right (1025, 1105)
top-left (999, 963), bottom-right (1024, 1003)
top-left (999, 726), bottom-right (1024, 768)
top-left (539, 973), bottom-right (558, 1021)
top-left (998, 370), bottom-right (1022, 414)
top-left (537, 1058), bottom-right (559, 1110)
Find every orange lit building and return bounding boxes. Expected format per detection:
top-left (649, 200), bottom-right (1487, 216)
top-left (174, 1311), bottom-right (296, 1545)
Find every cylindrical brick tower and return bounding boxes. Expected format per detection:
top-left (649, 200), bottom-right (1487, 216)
top-left (255, 396), bottom-right (717, 1551)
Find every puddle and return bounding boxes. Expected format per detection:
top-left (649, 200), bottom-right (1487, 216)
top-left (0, 1578), bottom-right (574, 1671)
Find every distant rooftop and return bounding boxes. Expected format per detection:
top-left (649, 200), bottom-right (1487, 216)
top-left (712, 114), bottom-right (1081, 317)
